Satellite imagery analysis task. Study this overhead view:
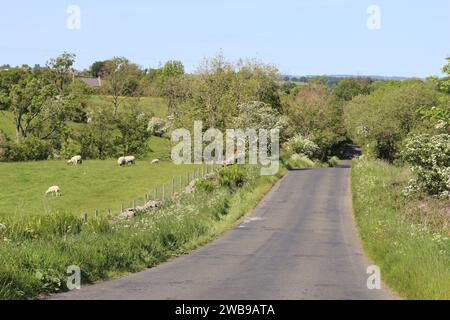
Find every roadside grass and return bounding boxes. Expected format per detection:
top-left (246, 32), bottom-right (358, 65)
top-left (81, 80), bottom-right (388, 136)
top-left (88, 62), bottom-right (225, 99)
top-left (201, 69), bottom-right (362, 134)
top-left (0, 158), bottom-right (199, 219)
top-left (352, 159), bottom-right (450, 299)
top-left (0, 165), bottom-right (286, 299)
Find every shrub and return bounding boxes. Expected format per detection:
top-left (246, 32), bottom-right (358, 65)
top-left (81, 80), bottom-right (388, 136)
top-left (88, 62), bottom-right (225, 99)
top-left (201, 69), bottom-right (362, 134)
top-left (147, 117), bottom-right (167, 137)
top-left (6, 136), bottom-right (53, 161)
top-left (327, 156), bottom-right (340, 167)
top-left (60, 138), bottom-right (82, 159)
top-left (402, 134), bottom-right (450, 198)
top-left (195, 179), bottom-right (215, 193)
top-left (286, 134), bottom-right (320, 159)
top-left (218, 165), bottom-right (246, 190)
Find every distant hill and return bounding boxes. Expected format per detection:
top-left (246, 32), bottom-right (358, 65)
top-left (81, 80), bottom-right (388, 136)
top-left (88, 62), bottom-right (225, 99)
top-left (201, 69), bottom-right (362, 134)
top-left (283, 74), bottom-right (417, 81)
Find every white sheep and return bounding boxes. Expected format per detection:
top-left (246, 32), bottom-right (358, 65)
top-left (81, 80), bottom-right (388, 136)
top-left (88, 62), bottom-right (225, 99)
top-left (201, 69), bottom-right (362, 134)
top-left (151, 159), bottom-right (160, 164)
top-left (67, 155), bottom-right (82, 165)
top-left (45, 186), bottom-right (61, 197)
top-left (124, 156), bottom-right (136, 165)
top-left (118, 156), bottom-right (136, 166)
top-left (117, 156), bottom-right (126, 166)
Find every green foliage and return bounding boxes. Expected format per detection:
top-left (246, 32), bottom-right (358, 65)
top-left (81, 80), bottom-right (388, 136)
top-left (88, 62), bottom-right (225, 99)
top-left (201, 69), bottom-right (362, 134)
top-left (45, 52), bottom-right (76, 94)
top-left (64, 80), bottom-right (93, 123)
top-left (6, 135), bottom-right (53, 161)
top-left (232, 101), bottom-right (288, 140)
top-left (218, 165), bottom-right (246, 190)
top-left (333, 77), bottom-right (372, 101)
top-left (402, 134), bottom-right (450, 198)
top-left (418, 96), bottom-right (450, 132)
top-left (439, 57), bottom-right (450, 93)
top-left (173, 55), bottom-right (282, 130)
top-left (284, 83), bottom-right (347, 160)
top-left (327, 156), bottom-right (340, 167)
top-left (90, 61), bottom-right (107, 78)
top-left (115, 106), bottom-right (151, 156)
top-left (287, 154), bottom-right (315, 169)
top-left (344, 80), bottom-right (438, 161)
top-left (195, 179), bottom-right (215, 193)
top-left (60, 138), bottom-right (82, 159)
top-left (285, 134), bottom-right (320, 159)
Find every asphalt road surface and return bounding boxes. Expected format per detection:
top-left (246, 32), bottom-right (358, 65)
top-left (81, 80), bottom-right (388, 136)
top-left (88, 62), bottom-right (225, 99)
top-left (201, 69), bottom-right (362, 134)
top-left (52, 161), bottom-right (394, 300)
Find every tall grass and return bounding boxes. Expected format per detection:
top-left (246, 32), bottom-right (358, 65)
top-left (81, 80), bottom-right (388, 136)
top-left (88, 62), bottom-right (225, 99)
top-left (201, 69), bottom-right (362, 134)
top-left (352, 159), bottom-right (450, 299)
top-left (0, 165), bottom-right (285, 299)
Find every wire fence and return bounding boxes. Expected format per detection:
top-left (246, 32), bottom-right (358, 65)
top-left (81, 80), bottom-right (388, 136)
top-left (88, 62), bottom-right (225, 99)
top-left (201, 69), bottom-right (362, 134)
top-left (81, 163), bottom-right (222, 221)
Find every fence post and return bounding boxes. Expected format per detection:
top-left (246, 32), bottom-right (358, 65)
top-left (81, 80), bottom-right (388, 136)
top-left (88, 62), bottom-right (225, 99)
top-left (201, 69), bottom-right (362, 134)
top-left (84, 213), bottom-right (88, 222)
top-left (154, 188), bottom-right (157, 200)
top-left (133, 200), bottom-right (136, 209)
top-left (180, 175), bottom-right (183, 193)
top-left (162, 184), bottom-right (165, 201)
top-left (95, 209), bottom-right (98, 217)
top-left (121, 203), bottom-right (124, 213)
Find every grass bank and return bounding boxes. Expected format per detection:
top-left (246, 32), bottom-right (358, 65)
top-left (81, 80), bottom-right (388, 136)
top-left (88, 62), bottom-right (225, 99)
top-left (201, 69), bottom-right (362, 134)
top-left (0, 165), bottom-right (285, 299)
top-left (351, 159), bottom-right (450, 299)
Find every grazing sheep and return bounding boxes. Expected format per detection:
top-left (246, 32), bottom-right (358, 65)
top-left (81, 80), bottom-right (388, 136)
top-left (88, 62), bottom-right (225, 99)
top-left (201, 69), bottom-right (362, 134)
top-left (118, 156), bottom-right (135, 166)
top-left (151, 159), bottom-right (160, 164)
top-left (124, 156), bottom-right (136, 165)
top-left (45, 186), bottom-right (61, 197)
top-left (117, 156), bottom-right (126, 166)
top-left (67, 155), bottom-right (82, 165)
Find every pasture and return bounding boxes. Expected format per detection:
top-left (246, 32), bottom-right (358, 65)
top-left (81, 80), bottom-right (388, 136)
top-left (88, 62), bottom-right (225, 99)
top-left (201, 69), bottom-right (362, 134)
top-left (0, 159), bottom-right (199, 219)
top-left (86, 95), bottom-right (168, 118)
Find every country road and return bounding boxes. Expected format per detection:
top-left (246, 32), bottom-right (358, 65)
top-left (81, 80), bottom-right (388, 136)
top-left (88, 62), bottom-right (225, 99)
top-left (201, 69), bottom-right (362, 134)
top-left (52, 160), bottom-right (394, 300)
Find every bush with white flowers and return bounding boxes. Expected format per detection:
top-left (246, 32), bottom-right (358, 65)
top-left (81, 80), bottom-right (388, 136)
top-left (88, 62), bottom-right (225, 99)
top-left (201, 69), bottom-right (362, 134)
top-left (147, 117), bottom-right (167, 137)
top-left (402, 134), bottom-right (450, 198)
top-left (286, 134), bottom-right (320, 159)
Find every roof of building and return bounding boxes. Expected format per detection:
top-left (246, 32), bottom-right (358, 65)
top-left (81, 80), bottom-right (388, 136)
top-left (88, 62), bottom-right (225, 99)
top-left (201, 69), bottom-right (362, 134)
top-left (77, 77), bottom-right (101, 88)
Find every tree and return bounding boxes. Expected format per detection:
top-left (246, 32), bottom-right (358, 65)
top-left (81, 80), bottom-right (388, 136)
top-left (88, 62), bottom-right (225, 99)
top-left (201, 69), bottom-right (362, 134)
top-left (0, 68), bottom-right (32, 110)
top-left (172, 55), bottom-right (282, 131)
top-left (344, 80), bottom-right (438, 161)
top-left (439, 57), bottom-right (450, 93)
top-left (9, 77), bottom-right (65, 143)
top-left (160, 60), bottom-right (184, 81)
top-left (46, 52), bottom-right (76, 95)
top-left (333, 78), bottom-right (372, 102)
top-left (76, 109), bottom-right (117, 159)
top-left (90, 61), bottom-right (106, 78)
top-left (102, 57), bottom-right (141, 116)
top-left (115, 105), bottom-right (151, 156)
top-left (284, 83), bottom-right (346, 160)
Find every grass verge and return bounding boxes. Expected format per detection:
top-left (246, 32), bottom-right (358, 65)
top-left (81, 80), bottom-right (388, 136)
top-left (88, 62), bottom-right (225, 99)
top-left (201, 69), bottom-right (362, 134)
top-left (351, 159), bottom-right (450, 299)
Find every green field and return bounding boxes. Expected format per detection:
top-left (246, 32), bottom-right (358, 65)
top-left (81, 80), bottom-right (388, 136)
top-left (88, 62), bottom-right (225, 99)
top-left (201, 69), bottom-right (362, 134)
top-left (86, 95), bottom-right (168, 117)
top-left (0, 159), bottom-right (199, 219)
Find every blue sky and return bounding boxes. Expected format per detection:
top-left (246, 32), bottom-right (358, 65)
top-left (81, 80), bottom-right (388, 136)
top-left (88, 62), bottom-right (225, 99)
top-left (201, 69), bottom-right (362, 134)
top-left (0, 0), bottom-right (449, 77)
